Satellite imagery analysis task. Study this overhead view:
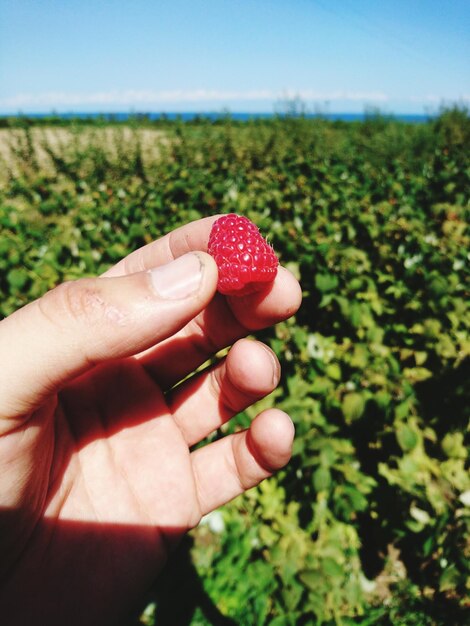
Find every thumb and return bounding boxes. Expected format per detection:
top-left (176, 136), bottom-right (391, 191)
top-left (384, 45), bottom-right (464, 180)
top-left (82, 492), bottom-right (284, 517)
top-left (0, 252), bottom-right (217, 420)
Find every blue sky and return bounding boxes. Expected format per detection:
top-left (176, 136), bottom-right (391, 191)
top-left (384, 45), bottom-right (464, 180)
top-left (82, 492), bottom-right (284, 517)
top-left (0, 0), bottom-right (469, 114)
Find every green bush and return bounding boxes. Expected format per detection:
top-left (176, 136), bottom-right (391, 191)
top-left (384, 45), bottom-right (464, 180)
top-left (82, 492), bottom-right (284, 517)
top-left (0, 109), bottom-right (469, 625)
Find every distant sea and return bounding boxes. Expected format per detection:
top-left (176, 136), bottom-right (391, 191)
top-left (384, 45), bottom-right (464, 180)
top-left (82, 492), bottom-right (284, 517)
top-left (1, 111), bottom-right (434, 124)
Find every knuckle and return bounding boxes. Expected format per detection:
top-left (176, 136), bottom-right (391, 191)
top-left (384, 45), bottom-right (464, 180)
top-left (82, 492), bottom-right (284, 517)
top-left (39, 279), bottom-right (108, 328)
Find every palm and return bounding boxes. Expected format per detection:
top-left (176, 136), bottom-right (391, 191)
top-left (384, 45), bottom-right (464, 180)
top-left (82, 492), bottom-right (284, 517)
top-left (50, 359), bottom-right (202, 538)
top-left (43, 361), bottom-right (201, 617)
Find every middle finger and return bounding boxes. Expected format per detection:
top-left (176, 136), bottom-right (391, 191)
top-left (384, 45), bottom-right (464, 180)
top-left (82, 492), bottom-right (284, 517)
top-left (136, 266), bottom-right (301, 390)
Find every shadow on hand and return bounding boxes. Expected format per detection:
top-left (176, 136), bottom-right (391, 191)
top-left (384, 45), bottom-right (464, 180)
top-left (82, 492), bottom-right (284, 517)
top-left (0, 511), bottom-right (237, 626)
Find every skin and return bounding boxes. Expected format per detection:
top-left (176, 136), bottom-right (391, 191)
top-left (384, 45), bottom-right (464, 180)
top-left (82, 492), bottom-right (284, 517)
top-left (0, 216), bottom-right (302, 625)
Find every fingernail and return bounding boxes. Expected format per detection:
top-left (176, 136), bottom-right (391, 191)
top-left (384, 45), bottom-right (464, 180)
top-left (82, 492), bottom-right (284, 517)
top-left (149, 253), bottom-right (204, 299)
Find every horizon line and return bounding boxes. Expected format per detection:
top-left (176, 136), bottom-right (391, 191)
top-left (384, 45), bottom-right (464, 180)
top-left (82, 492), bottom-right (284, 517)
top-left (0, 109), bottom-right (442, 118)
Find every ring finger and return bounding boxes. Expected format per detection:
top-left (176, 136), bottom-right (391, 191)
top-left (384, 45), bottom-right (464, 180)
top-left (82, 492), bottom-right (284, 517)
top-left (167, 338), bottom-right (280, 447)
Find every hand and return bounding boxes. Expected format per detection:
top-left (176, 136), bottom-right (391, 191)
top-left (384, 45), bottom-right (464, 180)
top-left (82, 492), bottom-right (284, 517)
top-left (0, 216), bottom-right (302, 625)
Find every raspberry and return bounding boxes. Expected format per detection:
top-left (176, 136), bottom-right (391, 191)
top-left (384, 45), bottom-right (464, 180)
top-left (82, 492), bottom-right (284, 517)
top-left (207, 214), bottom-right (279, 296)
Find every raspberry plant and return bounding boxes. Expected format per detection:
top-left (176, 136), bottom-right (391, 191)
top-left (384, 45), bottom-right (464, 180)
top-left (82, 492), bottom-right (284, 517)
top-left (0, 108), bottom-right (469, 625)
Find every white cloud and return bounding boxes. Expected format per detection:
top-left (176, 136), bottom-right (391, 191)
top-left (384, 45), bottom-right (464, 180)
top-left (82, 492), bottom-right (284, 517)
top-left (409, 94), bottom-right (470, 104)
top-left (0, 88), bottom-right (390, 109)
top-left (0, 89), bottom-right (269, 108)
top-left (294, 89), bottom-right (389, 102)
top-left (1, 89), bottom-right (467, 112)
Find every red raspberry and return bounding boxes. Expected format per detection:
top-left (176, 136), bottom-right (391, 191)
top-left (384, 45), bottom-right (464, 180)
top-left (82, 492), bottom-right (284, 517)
top-left (207, 214), bottom-right (279, 296)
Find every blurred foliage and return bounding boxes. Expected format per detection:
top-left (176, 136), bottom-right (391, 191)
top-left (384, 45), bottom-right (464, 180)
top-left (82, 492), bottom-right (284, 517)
top-left (0, 108), bottom-right (469, 625)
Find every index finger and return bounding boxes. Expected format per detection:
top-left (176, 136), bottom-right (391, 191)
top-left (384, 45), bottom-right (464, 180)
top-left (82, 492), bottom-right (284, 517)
top-left (102, 215), bottom-right (221, 277)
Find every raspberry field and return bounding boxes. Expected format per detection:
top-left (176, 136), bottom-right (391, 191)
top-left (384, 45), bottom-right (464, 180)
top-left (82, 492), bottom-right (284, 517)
top-left (0, 110), bottom-right (469, 625)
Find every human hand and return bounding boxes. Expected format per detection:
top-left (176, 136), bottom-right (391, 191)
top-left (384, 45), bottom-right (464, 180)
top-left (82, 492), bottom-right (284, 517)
top-left (0, 216), bottom-right (301, 625)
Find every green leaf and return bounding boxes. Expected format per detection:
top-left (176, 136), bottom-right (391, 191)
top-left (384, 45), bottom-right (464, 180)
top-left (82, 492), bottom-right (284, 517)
top-left (322, 557), bottom-right (344, 579)
top-left (325, 362), bottom-right (342, 381)
top-left (415, 351), bottom-right (428, 366)
top-left (342, 393), bottom-right (366, 422)
top-left (299, 569), bottom-right (324, 591)
top-left (315, 273), bottom-right (339, 292)
top-left (396, 424), bottom-right (419, 452)
top-left (351, 344), bottom-right (369, 368)
top-left (311, 377), bottom-right (334, 394)
top-left (313, 467), bottom-right (331, 492)
top-left (375, 390), bottom-right (391, 412)
top-left (403, 367), bottom-right (433, 383)
top-left (439, 565), bottom-right (460, 592)
top-left (7, 268), bottom-right (29, 291)
top-left (442, 432), bottom-right (467, 459)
